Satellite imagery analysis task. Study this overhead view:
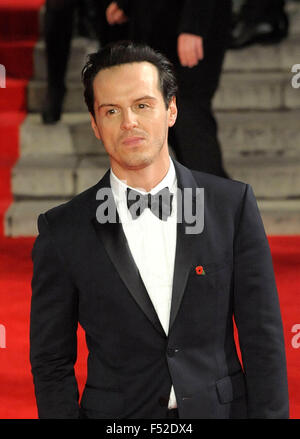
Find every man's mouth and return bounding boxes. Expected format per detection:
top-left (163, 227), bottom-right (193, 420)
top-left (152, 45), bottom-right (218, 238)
top-left (122, 136), bottom-right (145, 146)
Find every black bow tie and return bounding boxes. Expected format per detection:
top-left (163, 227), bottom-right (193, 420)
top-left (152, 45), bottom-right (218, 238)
top-left (126, 187), bottom-right (173, 221)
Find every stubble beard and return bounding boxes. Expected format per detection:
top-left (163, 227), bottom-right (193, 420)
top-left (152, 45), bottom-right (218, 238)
top-left (116, 130), bottom-right (168, 171)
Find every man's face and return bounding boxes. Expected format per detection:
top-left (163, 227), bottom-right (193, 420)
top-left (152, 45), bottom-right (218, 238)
top-left (90, 62), bottom-right (177, 172)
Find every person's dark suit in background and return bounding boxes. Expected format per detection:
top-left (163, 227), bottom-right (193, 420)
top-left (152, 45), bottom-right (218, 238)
top-left (42, 0), bottom-right (75, 123)
top-left (106, 0), bottom-right (232, 177)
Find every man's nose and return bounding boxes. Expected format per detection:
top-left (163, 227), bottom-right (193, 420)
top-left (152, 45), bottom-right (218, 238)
top-left (121, 109), bottom-right (138, 130)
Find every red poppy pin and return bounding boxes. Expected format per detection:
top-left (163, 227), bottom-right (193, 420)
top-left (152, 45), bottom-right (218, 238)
top-left (195, 265), bottom-right (205, 275)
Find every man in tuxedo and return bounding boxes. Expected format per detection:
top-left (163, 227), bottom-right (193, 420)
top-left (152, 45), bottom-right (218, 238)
top-left (30, 41), bottom-right (289, 419)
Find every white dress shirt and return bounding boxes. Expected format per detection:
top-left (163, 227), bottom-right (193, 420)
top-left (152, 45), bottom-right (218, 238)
top-left (110, 157), bottom-right (178, 409)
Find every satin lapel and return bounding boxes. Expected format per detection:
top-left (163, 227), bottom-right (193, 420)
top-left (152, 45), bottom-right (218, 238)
top-left (168, 160), bottom-right (206, 332)
top-left (91, 170), bottom-right (166, 338)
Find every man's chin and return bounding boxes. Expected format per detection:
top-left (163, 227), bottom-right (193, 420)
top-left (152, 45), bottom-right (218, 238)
top-left (118, 150), bottom-right (155, 169)
top-left (122, 156), bottom-right (153, 170)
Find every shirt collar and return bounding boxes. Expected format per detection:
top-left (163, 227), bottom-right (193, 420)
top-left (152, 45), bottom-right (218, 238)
top-left (110, 156), bottom-right (177, 204)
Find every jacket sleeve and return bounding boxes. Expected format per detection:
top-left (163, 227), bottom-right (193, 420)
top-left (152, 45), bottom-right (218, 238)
top-left (30, 213), bottom-right (80, 419)
top-left (233, 184), bottom-right (289, 418)
top-left (177, 0), bottom-right (216, 38)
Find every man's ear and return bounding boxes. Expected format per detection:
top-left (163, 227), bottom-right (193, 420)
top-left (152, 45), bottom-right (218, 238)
top-left (90, 112), bottom-right (101, 140)
top-left (168, 96), bottom-right (177, 127)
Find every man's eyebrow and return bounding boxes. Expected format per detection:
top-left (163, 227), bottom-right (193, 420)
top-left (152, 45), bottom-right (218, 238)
top-left (97, 96), bottom-right (157, 109)
top-left (98, 103), bottom-right (118, 109)
top-left (133, 95), bottom-right (157, 102)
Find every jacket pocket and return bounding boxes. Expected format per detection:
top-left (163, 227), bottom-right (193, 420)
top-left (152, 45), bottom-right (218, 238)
top-left (80, 386), bottom-right (124, 416)
top-left (215, 370), bottom-right (246, 404)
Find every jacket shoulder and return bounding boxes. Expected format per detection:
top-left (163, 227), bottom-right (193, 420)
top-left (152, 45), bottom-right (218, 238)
top-left (38, 181), bottom-right (100, 231)
top-left (190, 169), bottom-right (248, 202)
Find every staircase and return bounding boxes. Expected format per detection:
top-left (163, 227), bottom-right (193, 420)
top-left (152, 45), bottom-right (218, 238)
top-left (4, 1), bottom-right (300, 236)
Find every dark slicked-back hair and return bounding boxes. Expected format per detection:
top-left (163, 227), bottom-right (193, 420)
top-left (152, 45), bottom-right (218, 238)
top-left (81, 40), bottom-right (178, 118)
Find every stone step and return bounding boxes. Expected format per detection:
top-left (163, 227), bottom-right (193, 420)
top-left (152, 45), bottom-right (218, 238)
top-left (19, 111), bottom-right (300, 159)
top-left (223, 35), bottom-right (300, 72)
top-left (27, 80), bottom-right (86, 113)
top-left (11, 154), bottom-right (110, 199)
top-left (258, 200), bottom-right (300, 236)
top-left (12, 154), bottom-right (79, 198)
top-left (5, 198), bottom-right (300, 237)
top-left (32, 34), bottom-right (300, 81)
top-left (4, 199), bottom-right (70, 237)
top-left (216, 111), bottom-right (300, 160)
top-left (11, 151), bottom-right (300, 200)
top-left (257, 199), bottom-right (300, 235)
top-left (27, 72), bottom-right (299, 112)
top-left (225, 159), bottom-right (300, 198)
top-left (20, 113), bottom-right (106, 156)
top-left (213, 72), bottom-right (296, 110)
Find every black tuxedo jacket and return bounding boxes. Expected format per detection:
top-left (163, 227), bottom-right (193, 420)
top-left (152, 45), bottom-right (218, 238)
top-left (30, 159), bottom-right (289, 419)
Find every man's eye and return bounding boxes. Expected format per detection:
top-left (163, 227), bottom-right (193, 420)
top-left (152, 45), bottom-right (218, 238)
top-left (107, 108), bottom-right (118, 115)
top-left (137, 103), bottom-right (148, 109)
